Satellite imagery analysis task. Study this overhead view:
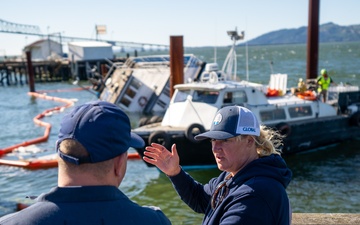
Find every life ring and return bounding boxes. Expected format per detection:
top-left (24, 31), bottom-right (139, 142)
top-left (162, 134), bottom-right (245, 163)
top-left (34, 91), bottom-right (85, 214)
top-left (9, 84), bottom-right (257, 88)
top-left (350, 112), bottom-right (360, 127)
top-left (148, 130), bottom-right (171, 149)
top-left (297, 91), bottom-right (317, 101)
top-left (275, 122), bottom-right (291, 137)
top-left (138, 96), bottom-right (148, 107)
top-left (185, 123), bottom-right (206, 143)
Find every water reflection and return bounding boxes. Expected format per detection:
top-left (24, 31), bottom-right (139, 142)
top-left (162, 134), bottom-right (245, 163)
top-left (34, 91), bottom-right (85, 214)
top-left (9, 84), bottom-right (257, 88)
top-left (284, 140), bottom-right (360, 213)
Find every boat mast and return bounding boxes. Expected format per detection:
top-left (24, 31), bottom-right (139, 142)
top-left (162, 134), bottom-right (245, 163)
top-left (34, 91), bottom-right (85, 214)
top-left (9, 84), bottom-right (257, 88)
top-left (245, 36), bottom-right (249, 81)
top-left (222, 28), bottom-right (244, 81)
top-left (306, 0), bottom-right (320, 80)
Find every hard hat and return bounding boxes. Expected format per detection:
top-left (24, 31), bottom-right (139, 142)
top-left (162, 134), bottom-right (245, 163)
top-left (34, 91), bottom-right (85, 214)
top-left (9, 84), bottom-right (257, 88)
top-left (321, 69), bottom-right (327, 75)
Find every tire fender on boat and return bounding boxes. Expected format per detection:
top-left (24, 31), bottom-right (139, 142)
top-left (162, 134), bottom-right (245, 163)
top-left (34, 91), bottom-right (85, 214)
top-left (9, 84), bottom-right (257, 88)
top-left (138, 96), bottom-right (148, 107)
top-left (350, 112), bottom-right (360, 127)
top-left (138, 117), bottom-right (149, 127)
top-left (276, 122), bottom-right (291, 137)
top-left (148, 130), bottom-right (171, 149)
top-left (185, 123), bottom-right (206, 143)
top-left (149, 115), bottom-right (163, 124)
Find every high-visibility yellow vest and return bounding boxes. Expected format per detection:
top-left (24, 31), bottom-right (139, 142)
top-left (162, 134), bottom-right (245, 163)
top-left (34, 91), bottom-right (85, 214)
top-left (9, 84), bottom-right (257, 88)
top-left (317, 76), bottom-right (331, 92)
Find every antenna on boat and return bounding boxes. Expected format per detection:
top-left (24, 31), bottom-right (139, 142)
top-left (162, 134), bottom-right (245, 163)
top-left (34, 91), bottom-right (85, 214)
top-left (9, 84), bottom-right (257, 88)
top-left (269, 61), bottom-right (274, 74)
top-left (245, 34), bottom-right (249, 81)
top-left (222, 27), bottom-right (244, 81)
top-left (214, 46), bottom-right (217, 64)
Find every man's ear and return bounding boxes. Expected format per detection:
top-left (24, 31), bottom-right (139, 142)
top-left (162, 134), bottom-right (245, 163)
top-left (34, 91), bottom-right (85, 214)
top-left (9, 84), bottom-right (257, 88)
top-left (114, 153), bottom-right (127, 177)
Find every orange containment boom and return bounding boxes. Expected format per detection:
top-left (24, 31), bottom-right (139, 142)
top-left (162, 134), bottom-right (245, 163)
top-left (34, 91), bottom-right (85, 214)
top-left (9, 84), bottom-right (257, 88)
top-left (0, 153), bottom-right (141, 170)
top-left (0, 92), bottom-right (74, 157)
top-left (0, 158), bottom-right (58, 170)
top-left (0, 153), bottom-right (58, 170)
top-left (127, 152), bottom-right (141, 160)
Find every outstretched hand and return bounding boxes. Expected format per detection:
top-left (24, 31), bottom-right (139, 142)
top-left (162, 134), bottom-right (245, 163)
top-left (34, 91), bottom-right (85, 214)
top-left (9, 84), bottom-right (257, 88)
top-left (143, 143), bottom-right (181, 176)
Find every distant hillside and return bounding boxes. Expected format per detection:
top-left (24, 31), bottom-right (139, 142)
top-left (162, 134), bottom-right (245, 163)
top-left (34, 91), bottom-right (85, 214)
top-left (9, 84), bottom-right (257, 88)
top-left (246, 22), bottom-right (360, 45)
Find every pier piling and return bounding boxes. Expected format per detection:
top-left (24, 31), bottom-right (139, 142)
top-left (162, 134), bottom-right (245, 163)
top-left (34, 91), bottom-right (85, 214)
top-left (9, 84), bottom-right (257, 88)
top-left (169, 36), bottom-right (184, 98)
top-left (26, 51), bottom-right (35, 92)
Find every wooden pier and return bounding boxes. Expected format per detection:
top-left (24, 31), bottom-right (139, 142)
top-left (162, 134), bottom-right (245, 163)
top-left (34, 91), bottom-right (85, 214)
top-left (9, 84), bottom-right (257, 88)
top-left (0, 57), bottom-right (125, 86)
top-left (0, 59), bottom-right (69, 85)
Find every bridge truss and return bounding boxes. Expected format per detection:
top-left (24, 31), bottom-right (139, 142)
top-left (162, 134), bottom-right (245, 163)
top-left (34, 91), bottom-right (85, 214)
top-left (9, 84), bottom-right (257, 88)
top-left (0, 19), bottom-right (169, 51)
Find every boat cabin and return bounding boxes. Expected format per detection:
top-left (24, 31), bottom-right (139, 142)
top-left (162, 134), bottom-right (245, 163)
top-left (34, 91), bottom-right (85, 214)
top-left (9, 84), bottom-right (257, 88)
top-left (161, 79), bottom-right (338, 131)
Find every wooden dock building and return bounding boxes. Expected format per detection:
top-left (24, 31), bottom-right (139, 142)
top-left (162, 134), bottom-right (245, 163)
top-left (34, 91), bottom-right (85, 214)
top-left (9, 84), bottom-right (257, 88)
top-left (0, 40), bottom-right (127, 86)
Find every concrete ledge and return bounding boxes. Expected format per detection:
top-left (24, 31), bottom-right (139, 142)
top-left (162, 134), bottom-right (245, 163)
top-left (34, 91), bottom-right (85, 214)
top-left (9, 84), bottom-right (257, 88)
top-left (292, 213), bottom-right (360, 224)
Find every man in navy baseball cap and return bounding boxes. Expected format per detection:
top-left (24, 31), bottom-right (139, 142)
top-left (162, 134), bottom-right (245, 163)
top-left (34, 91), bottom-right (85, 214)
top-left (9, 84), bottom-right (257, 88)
top-left (56, 100), bottom-right (145, 164)
top-left (0, 101), bottom-right (171, 225)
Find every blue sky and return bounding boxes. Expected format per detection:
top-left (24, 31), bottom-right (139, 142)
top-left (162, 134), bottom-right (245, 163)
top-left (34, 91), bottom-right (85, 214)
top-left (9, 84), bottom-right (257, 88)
top-left (1, 0), bottom-right (359, 55)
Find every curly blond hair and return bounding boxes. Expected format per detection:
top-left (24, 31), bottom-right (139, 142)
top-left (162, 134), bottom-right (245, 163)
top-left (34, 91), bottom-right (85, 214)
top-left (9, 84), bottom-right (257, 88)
top-left (255, 125), bottom-right (283, 156)
top-left (236, 125), bottom-right (283, 157)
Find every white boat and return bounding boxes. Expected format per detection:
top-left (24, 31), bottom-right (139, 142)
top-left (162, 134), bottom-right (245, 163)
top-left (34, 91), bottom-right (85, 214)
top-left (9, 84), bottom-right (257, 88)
top-left (132, 30), bottom-right (360, 167)
top-left (96, 54), bottom-right (204, 114)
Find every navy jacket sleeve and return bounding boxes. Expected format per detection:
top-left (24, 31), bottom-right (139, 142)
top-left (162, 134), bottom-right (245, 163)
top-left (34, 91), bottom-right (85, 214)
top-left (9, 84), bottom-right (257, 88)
top-left (168, 169), bottom-right (212, 213)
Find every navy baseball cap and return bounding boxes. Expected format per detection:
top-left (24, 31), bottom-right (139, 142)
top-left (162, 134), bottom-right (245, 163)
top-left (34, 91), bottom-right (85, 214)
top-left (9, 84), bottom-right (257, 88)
top-left (56, 100), bottom-right (144, 164)
top-left (195, 106), bottom-right (260, 140)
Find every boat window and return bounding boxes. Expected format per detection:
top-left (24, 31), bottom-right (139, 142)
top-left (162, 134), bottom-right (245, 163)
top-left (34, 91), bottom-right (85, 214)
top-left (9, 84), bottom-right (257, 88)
top-left (173, 90), bottom-right (191, 103)
top-left (130, 79), bottom-right (142, 89)
top-left (288, 106), bottom-right (312, 118)
top-left (260, 109), bottom-right (286, 122)
top-left (163, 85), bottom-right (170, 96)
top-left (193, 90), bottom-right (219, 104)
top-left (156, 99), bottom-right (167, 108)
top-left (223, 92), bottom-right (233, 103)
top-left (120, 97), bottom-right (131, 107)
top-left (223, 91), bottom-right (247, 104)
top-left (125, 88), bottom-right (136, 98)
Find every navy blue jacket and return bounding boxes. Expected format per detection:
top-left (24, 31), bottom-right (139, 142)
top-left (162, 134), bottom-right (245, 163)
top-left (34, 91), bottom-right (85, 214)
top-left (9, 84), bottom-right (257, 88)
top-left (0, 186), bottom-right (171, 225)
top-left (169, 154), bottom-right (292, 225)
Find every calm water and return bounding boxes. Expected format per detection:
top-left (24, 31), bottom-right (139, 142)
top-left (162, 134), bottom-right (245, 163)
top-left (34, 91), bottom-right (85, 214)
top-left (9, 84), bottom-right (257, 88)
top-left (0, 42), bottom-right (359, 224)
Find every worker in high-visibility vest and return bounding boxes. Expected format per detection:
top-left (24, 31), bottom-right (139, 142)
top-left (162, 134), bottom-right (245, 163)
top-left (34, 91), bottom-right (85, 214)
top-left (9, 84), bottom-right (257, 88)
top-left (317, 69), bottom-right (335, 102)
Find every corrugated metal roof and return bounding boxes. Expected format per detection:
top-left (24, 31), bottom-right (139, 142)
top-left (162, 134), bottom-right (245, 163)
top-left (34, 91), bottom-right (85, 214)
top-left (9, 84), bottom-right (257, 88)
top-left (68, 41), bottom-right (112, 47)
